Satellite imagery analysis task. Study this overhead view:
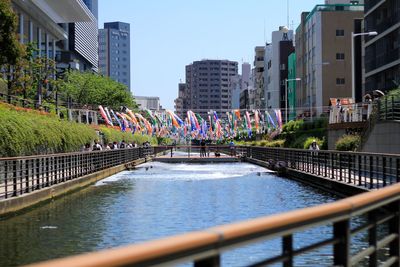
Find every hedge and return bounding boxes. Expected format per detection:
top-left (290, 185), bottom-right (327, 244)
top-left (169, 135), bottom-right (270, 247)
top-left (0, 103), bottom-right (97, 156)
top-left (99, 126), bottom-right (158, 146)
top-left (0, 103), bottom-right (157, 157)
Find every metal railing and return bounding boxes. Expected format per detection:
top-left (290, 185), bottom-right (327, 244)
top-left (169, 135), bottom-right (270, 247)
top-left (0, 147), bottom-right (155, 199)
top-left (27, 178), bottom-right (400, 267)
top-left (247, 147), bottom-right (400, 190)
top-left (154, 145), bottom-right (248, 158)
top-left (329, 103), bottom-right (373, 124)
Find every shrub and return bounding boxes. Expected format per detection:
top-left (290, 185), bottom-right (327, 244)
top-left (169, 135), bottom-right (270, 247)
top-left (99, 126), bottom-right (157, 146)
top-left (335, 135), bottom-right (361, 151)
top-left (303, 137), bottom-right (324, 150)
top-left (0, 103), bottom-right (97, 156)
top-left (266, 140), bottom-right (285, 148)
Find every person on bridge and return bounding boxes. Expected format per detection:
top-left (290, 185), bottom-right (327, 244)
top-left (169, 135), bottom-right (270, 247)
top-left (309, 140), bottom-right (320, 155)
top-left (229, 139), bottom-right (236, 157)
top-left (200, 139), bottom-right (206, 157)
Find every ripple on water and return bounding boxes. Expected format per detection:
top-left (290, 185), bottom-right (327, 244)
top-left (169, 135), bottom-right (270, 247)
top-left (0, 162), bottom-right (366, 267)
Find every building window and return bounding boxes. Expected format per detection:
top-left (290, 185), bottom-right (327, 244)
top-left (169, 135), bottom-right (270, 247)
top-left (336, 53), bottom-right (345, 60)
top-left (336, 78), bottom-right (345, 85)
top-left (336, 29), bottom-right (345, 36)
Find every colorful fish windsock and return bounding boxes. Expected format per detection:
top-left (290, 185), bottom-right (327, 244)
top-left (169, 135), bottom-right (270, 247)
top-left (104, 107), bottom-right (114, 127)
top-left (99, 105), bottom-right (112, 126)
top-left (110, 109), bottom-right (122, 129)
top-left (254, 110), bottom-right (260, 131)
top-left (126, 108), bottom-right (138, 124)
top-left (274, 109), bottom-right (283, 129)
top-left (265, 110), bottom-right (276, 129)
top-left (245, 111), bottom-right (252, 129)
top-left (234, 109), bottom-right (241, 120)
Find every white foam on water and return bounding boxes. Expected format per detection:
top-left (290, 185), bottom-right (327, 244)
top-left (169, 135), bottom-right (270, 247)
top-left (40, 226), bottom-right (58, 229)
top-left (95, 162), bottom-right (273, 185)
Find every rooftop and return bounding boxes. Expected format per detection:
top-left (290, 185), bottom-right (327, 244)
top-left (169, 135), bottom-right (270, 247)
top-left (306, 4), bottom-right (364, 23)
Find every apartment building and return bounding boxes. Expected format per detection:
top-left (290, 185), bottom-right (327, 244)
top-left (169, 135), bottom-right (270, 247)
top-left (295, 1), bottom-right (364, 117)
top-left (99, 22), bottom-right (131, 89)
top-left (175, 60), bottom-right (238, 118)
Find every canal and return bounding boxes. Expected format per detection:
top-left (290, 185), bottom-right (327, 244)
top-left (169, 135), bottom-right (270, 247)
top-left (0, 162), bottom-right (364, 266)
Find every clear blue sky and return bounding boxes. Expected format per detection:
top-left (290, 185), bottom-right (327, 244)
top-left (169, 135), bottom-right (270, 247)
top-left (99, 0), bottom-right (323, 110)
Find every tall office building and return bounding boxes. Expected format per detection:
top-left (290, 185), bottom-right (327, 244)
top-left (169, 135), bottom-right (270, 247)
top-left (175, 83), bottom-right (188, 118)
top-left (254, 46), bottom-right (266, 109)
top-left (264, 27), bottom-right (295, 113)
top-left (99, 22), bottom-right (131, 89)
top-left (241, 62), bottom-right (251, 90)
top-left (12, 0), bottom-right (96, 69)
top-left (364, 0), bottom-right (400, 94)
top-left (295, 2), bottom-right (363, 117)
top-left (175, 60), bottom-right (239, 118)
top-left (56, 0), bottom-right (99, 72)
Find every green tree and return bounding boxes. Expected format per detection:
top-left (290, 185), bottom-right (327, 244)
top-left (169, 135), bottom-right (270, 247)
top-left (0, 0), bottom-right (25, 99)
top-left (0, 0), bottom-right (22, 66)
top-left (60, 71), bottom-right (136, 109)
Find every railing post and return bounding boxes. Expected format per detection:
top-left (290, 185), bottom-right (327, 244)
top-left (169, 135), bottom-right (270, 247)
top-left (283, 235), bottom-right (293, 267)
top-left (348, 154), bottom-right (352, 184)
top-left (4, 161), bottom-right (8, 198)
top-left (339, 154), bottom-right (343, 182)
top-left (391, 96), bottom-right (394, 120)
top-left (358, 155), bottom-right (362, 186)
top-left (333, 220), bottom-right (350, 267)
top-left (396, 158), bottom-right (400, 183)
top-left (382, 157), bottom-right (387, 187)
top-left (389, 200), bottom-right (400, 263)
top-left (385, 97), bottom-right (388, 120)
top-left (194, 255), bottom-right (220, 267)
top-left (25, 159), bottom-right (29, 193)
top-left (369, 156), bottom-right (374, 189)
top-left (36, 158), bottom-right (40, 189)
top-left (368, 211), bottom-right (378, 267)
top-left (13, 160), bottom-right (17, 197)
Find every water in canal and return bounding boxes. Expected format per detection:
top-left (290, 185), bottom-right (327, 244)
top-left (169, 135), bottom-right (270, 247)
top-left (0, 162), bottom-right (367, 266)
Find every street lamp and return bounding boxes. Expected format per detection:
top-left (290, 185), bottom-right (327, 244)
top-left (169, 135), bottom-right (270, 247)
top-left (351, 31), bottom-right (378, 101)
top-left (285, 78), bottom-right (301, 123)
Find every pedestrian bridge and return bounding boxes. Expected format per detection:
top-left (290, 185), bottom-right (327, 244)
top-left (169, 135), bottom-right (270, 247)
top-left (1, 146), bottom-right (399, 266)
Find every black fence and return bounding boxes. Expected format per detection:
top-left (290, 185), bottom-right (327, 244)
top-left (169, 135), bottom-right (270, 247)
top-left (247, 147), bottom-right (400, 190)
top-left (0, 147), bottom-right (155, 199)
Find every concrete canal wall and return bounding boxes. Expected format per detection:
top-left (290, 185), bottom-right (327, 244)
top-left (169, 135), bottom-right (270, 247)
top-left (246, 158), bottom-right (369, 197)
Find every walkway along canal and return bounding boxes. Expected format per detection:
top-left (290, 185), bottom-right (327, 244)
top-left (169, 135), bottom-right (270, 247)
top-left (0, 146), bottom-right (399, 266)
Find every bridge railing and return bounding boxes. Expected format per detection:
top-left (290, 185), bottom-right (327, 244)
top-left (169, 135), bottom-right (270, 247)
top-left (28, 179), bottom-right (400, 267)
top-left (0, 147), bottom-right (156, 200)
top-left (246, 146), bottom-right (400, 190)
top-left (153, 145), bottom-right (248, 158)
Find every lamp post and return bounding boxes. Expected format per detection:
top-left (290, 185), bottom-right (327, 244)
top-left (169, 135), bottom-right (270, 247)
top-left (351, 31), bottom-right (377, 101)
top-left (285, 78), bottom-right (301, 123)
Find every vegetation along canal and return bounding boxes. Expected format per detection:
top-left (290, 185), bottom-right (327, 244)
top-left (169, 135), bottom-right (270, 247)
top-left (0, 162), bottom-right (369, 266)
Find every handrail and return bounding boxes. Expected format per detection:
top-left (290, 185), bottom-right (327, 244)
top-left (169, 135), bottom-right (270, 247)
top-left (0, 147), bottom-right (160, 199)
top-left (26, 182), bottom-right (400, 267)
